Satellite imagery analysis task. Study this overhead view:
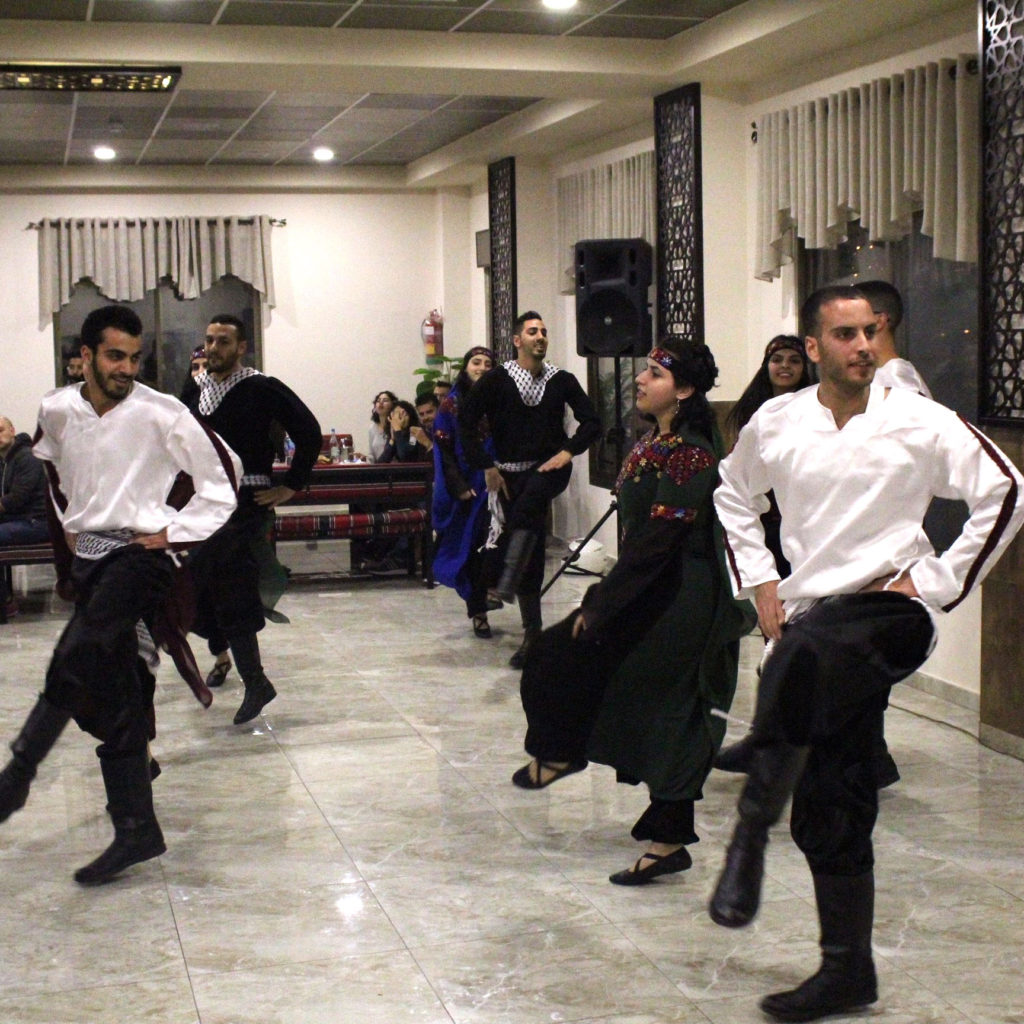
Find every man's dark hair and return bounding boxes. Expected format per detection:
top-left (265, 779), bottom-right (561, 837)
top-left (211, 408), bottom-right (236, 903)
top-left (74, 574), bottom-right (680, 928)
top-left (80, 305), bottom-right (143, 352)
top-left (800, 285), bottom-right (868, 339)
top-left (415, 392), bottom-right (439, 409)
top-left (856, 280), bottom-right (903, 331)
top-left (513, 310), bottom-right (543, 335)
top-left (209, 313), bottom-right (247, 342)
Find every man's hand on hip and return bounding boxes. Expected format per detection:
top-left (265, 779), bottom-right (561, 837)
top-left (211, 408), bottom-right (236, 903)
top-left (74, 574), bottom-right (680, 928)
top-left (538, 450), bottom-right (572, 473)
top-left (754, 579), bottom-right (785, 641)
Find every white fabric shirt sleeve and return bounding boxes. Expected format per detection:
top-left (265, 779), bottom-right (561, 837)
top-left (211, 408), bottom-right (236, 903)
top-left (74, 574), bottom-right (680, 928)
top-left (908, 415), bottom-right (1024, 611)
top-left (714, 418), bottom-right (779, 600)
top-left (164, 409), bottom-right (241, 545)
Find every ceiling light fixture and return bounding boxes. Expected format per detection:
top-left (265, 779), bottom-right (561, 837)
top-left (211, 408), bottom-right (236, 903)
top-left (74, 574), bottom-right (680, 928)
top-left (93, 146), bottom-right (117, 161)
top-left (0, 64), bottom-right (181, 92)
top-left (542, 0), bottom-right (578, 10)
top-left (313, 146), bottom-right (335, 163)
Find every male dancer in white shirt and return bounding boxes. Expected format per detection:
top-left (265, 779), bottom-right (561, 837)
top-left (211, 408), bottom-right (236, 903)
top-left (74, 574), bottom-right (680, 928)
top-left (0, 305), bottom-right (240, 885)
top-left (708, 285), bottom-right (1023, 1022)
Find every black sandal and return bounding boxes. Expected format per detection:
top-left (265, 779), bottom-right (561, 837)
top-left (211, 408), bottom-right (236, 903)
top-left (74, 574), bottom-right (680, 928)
top-left (511, 758), bottom-right (586, 790)
top-left (472, 615), bottom-right (492, 638)
top-left (206, 659), bottom-right (232, 688)
top-left (608, 846), bottom-right (692, 886)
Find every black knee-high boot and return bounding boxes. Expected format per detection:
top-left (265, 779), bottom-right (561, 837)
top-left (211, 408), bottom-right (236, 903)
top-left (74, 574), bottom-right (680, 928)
top-left (74, 752), bottom-right (166, 885)
top-left (0, 695), bottom-right (71, 823)
top-left (229, 632), bottom-right (277, 725)
top-left (709, 741), bottom-right (809, 927)
top-left (494, 529), bottom-right (536, 604)
top-left (509, 590), bottom-right (542, 670)
top-left (760, 872), bottom-right (877, 1022)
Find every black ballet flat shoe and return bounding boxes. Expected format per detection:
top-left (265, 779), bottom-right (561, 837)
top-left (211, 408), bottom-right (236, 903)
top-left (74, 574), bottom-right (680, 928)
top-left (472, 615), bottom-right (492, 639)
top-left (205, 659), bottom-right (232, 688)
top-left (511, 758), bottom-right (586, 790)
top-left (609, 846), bottom-right (693, 886)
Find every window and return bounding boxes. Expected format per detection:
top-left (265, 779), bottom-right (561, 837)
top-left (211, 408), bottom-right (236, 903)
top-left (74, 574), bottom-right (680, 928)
top-left (55, 276), bottom-right (262, 397)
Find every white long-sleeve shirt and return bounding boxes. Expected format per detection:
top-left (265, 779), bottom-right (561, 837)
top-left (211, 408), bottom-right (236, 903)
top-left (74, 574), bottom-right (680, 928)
top-left (715, 384), bottom-right (1024, 618)
top-left (34, 382), bottom-right (241, 547)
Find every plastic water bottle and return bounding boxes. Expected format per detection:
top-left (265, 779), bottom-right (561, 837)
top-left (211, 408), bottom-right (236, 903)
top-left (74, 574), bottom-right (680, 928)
top-left (329, 428), bottom-right (340, 464)
top-left (284, 435), bottom-right (295, 466)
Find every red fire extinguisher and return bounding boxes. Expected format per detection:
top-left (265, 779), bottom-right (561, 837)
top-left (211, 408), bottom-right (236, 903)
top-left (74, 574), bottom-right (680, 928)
top-left (421, 308), bottom-right (444, 360)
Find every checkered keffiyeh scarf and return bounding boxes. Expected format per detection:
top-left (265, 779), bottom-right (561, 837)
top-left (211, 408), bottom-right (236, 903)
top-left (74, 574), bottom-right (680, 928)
top-left (503, 360), bottom-right (558, 407)
top-left (197, 366), bottom-right (260, 416)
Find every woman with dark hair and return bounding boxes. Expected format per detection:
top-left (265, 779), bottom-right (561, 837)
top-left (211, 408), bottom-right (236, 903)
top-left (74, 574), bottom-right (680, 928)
top-left (512, 339), bottom-right (755, 885)
top-left (379, 400), bottom-right (431, 463)
top-left (724, 335), bottom-right (812, 446)
top-left (367, 390), bottom-right (398, 463)
top-left (431, 347), bottom-right (496, 636)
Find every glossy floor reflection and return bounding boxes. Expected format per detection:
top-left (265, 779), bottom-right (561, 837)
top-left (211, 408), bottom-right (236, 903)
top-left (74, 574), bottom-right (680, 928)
top-left (0, 559), bottom-right (1022, 1024)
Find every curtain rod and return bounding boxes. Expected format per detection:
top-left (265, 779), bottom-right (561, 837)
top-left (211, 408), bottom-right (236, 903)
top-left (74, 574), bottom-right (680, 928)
top-left (26, 217), bottom-right (286, 229)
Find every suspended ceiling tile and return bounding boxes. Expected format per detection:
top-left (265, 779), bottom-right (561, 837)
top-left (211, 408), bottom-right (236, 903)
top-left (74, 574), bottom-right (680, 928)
top-left (339, 4), bottom-right (476, 31)
top-left (214, 139), bottom-right (303, 161)
top-left (1, 140), bottom-right (69, 162)
top-left (453, 9), bottom-right (594, 35)
top-left (217, 1), bottom-right (353, 28)
top-left (0, 0), bottom-right (90, 18)
top-left (570, 15), bottom-right (698, 39)
top-left (140, 138), bottom-right (228, 163)
top-left (91, 0), bottom-right (223, 23)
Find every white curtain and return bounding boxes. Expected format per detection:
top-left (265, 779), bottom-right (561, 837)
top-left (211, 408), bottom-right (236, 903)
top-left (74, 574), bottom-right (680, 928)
top-left (37, 215), bottom-right (276, 325)
top-left (755, 54), bottom-right (979, 280)
top-left (556, 150), bottom-right (656, 289)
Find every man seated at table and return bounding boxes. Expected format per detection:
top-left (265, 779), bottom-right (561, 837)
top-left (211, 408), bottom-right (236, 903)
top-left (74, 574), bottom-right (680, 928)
top-left (0, 416), bottom-right (50, 617)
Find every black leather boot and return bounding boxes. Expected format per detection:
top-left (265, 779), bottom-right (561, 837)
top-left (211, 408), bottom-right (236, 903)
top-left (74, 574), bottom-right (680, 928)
top-left (509, 591), bottom-right (542, 669)
top-left (233, 672), bottom-right (277, 724)
top-left (709, 741), bottom-right (809, 927)
top-left (229, 633), bottom-right (277, 725)
top-left (0, 695), bottom-right (70, 824)
top-left (760, 872), bottom-right (877, 1022)
top-left (494, 529), bottom-right (536, 604)
top-left (74, 753), bottom-right (166, 885)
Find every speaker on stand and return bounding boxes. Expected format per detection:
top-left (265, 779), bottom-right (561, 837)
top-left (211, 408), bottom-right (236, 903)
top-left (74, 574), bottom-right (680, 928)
top-left (574, 237), bottom-right (653, 554)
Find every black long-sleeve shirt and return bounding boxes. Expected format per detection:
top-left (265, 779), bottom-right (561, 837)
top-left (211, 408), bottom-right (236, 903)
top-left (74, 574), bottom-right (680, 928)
top-left (458, 364), bottom-right (600, 471)
top-left (191, 375), bottom-right (322, 492)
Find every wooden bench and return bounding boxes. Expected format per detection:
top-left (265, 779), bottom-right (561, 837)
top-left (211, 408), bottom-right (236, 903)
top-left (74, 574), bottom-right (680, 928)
top-left (274, 460), bottom-right (433, 586)
top-left (0, 542), bottom-right (56, 623)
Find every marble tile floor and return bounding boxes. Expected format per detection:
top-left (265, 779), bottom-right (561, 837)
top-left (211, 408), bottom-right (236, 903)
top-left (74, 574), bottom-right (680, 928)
top-left (0, 559), bottom-right (1022, 1024)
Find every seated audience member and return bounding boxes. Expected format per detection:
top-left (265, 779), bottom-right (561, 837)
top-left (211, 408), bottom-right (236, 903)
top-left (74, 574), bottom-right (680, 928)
top-left (64, 344), bottom-right (84, 386)
top-left (413, 392), bottom-right (438, 451)
top-left (380, 401), bottom-right (431, 463)
top-left (368, 390), bottom-right (398, 463)
top-left (0, 416), bottom-right (50, 615)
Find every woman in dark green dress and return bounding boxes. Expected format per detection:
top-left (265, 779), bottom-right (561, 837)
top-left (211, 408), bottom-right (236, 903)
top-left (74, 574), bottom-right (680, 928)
top-left (513, 338), bottom-right (755, 885)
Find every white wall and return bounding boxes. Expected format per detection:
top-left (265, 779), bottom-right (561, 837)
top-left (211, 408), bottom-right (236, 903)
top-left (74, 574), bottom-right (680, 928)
top-left (0, 189), bottom-right (472, 446)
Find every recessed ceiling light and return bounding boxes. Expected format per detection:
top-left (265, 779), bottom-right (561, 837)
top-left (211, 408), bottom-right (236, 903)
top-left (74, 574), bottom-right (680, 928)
top-left (542, 0), bottom-right (577, 9)
top-left (313, 147), bottom-right (335, 163)
top-left (93, 145), bottom-right (116, 161)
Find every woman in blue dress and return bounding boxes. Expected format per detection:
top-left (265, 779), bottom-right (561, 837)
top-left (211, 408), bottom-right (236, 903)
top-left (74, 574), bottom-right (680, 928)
top-left (431, 347), bottom-right (496, 637)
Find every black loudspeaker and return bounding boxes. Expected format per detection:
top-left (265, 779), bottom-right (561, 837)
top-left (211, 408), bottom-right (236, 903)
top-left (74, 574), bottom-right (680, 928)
top-left (575, 238), bottom-right (653, 357)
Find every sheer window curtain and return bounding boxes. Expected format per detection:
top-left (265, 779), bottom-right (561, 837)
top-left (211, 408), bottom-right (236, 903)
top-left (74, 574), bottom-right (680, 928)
top-left (557, 150), bottom-right (656, 285)
top-left (755, 55), bottom-right (979, 280)
top-left (36, 215), bottom-right (276, 327)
